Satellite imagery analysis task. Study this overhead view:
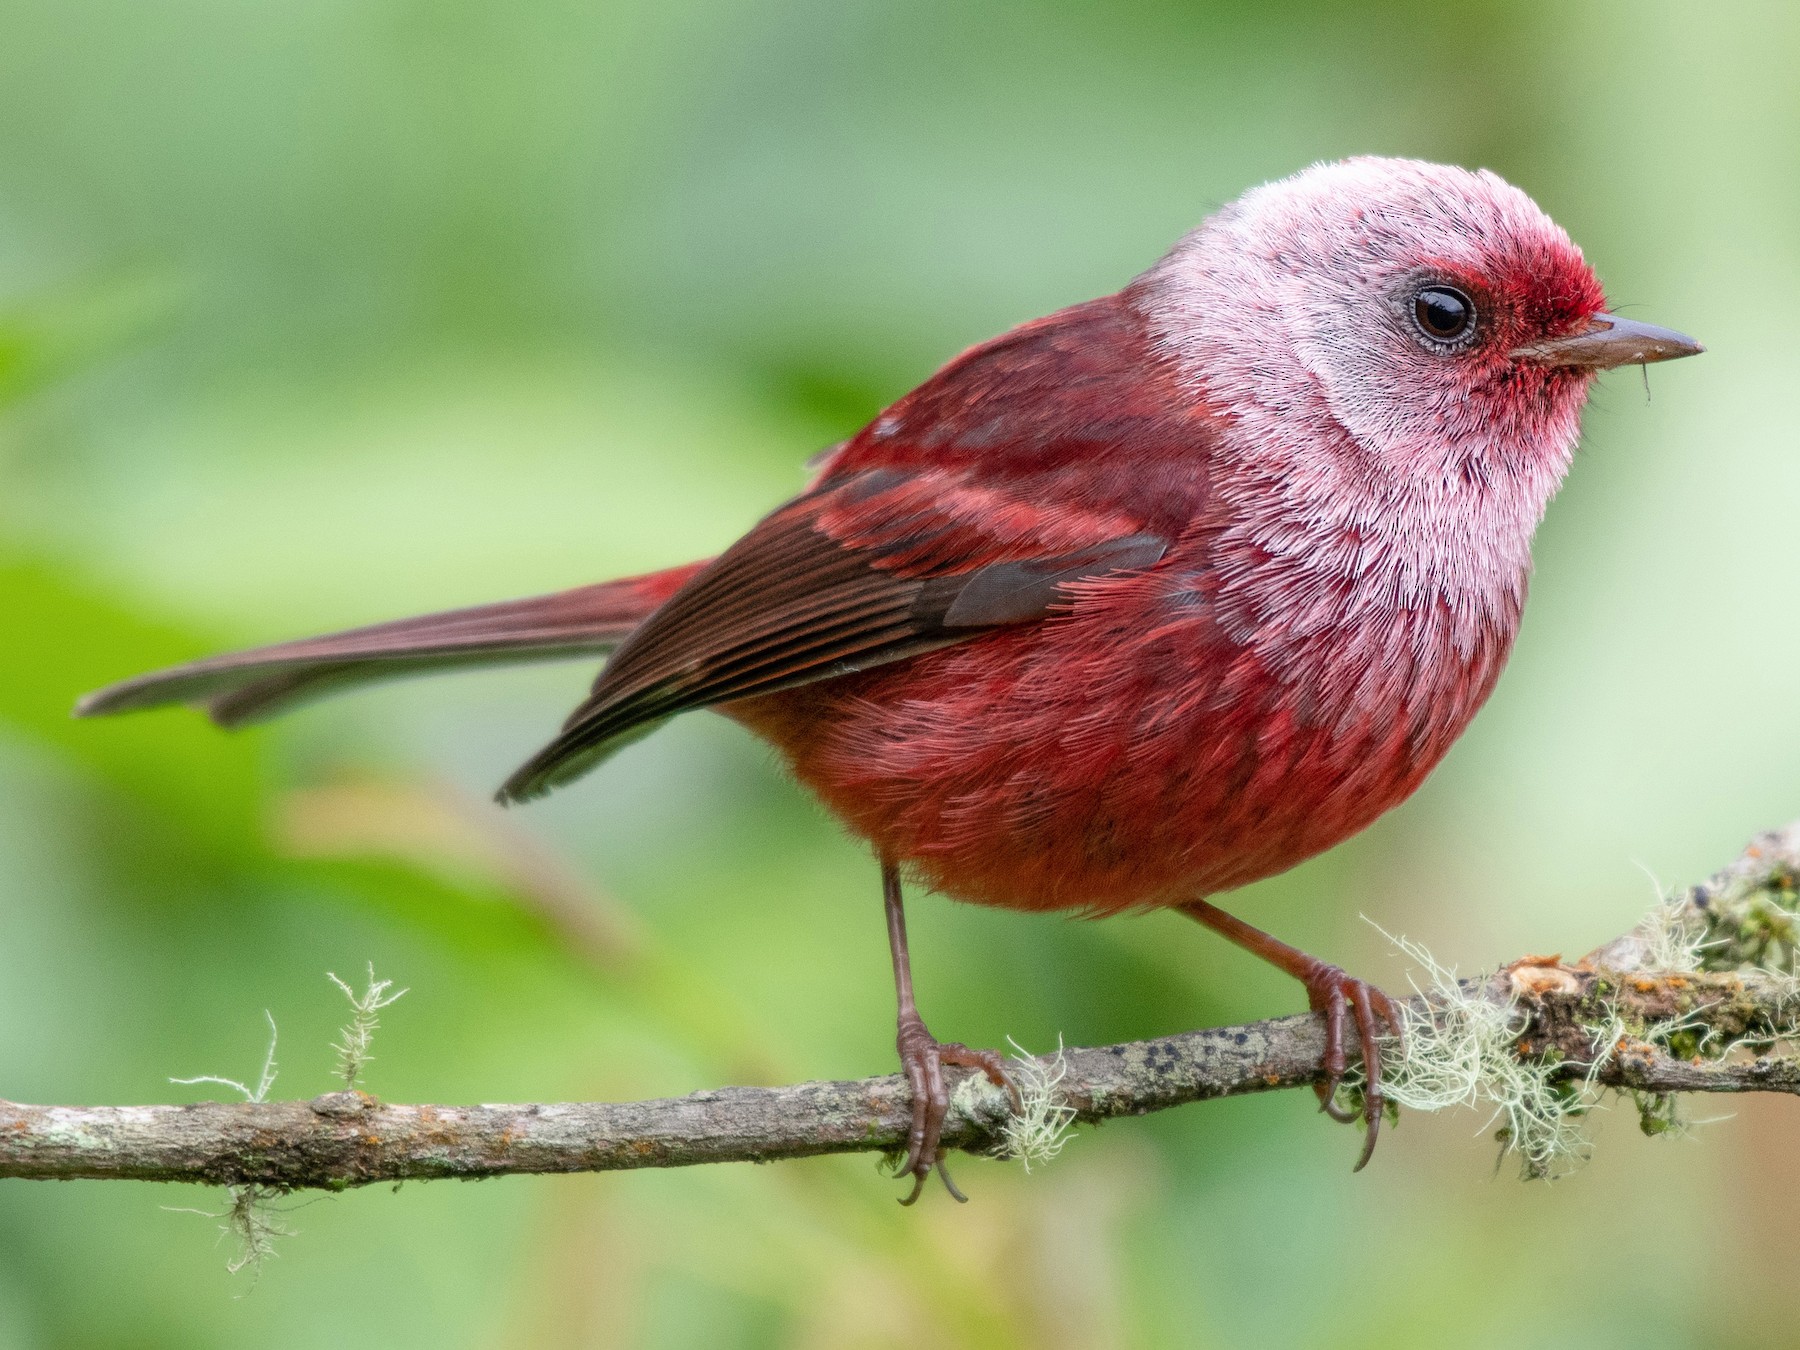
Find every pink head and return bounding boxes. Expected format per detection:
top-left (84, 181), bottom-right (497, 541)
top-left (1135, 157), bottom-right (1700, 613)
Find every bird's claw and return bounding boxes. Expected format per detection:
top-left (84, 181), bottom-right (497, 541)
top-left (1301, 962), bottom-right (1406, 1170)
top-left (894, 1014), bottom-right (1016, 1204)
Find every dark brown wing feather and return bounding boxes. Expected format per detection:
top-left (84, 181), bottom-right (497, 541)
top-left (496, 486), bottom-right (1166, 803)
top-left (498, 292), bottom-right (1206, 803)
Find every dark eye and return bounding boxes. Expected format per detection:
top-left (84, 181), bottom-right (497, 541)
top-left (1413, 284), bottom-right (1476, 344)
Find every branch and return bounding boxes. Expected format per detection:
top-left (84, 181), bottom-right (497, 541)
top-left (4, 824), bottom-right (1798, 1191)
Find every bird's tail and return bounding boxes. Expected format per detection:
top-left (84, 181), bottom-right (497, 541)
top-left (74, 561), bottom-right (709, 728)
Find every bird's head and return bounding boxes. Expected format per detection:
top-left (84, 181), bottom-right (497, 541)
top-left (1139, 156), bottom-right (1701, 498)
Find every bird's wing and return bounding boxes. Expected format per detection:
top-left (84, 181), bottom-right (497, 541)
top-left (497, 474), bottom-right (1167, 802)
top-left (499, 293), bottom-right (1208, 802)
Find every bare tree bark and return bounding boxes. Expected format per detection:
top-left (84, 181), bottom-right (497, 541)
top-left (4, 824), bottom-right (1797, 1191)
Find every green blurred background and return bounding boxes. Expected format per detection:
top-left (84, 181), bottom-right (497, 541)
top-left (0, 0), bottom-right (1793, 1345)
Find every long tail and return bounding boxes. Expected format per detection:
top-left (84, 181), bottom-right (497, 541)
top-left (74, 562), bottom-right (708, 728)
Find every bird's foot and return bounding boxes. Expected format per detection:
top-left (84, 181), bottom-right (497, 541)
top-left (894, 1013), bottom-right (1018, 1205)
top-left (1299, 961), bottom-right (1407, 1171)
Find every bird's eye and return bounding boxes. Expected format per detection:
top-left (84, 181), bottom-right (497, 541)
top-left (1412, 284), bottom-right (1476, 344)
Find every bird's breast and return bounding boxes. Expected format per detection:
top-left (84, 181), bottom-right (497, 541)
top-left (730, 546), bottom-right (1520, 915)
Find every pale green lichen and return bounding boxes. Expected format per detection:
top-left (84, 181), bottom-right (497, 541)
top-left (948, 1037), bottom-right (1078, 1173)
top-left (166, 1185), bottom-right (293, 1285)
top-left (165, 1009), bottom-right (287, 1278)
top-left (163, 967), bottom-right (408, 1279)
top-left (1636, 894), bottom-right (1711, 976)
top-left (170, 1010), bottom-right (279, 1104)
top-left (1359, 928), bottom-right (1595, 1179)
top-left (1360, 856), bottom-right (1800, 1180)
top-left (1676, 831), bottom-right (1800, 973)
top-left (997, 1038), bottom-right (1077, 1172)
top-left (1566, 1000), bottom-right (1719, 1155)
top-left (327, 964), bottom-right (407, 1091)
top-left (1614, 859), bottom-right (1800, 1147)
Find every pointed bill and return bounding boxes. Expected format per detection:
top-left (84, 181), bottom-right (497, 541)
top-left (1511, 313), bottom-right (1704, 370)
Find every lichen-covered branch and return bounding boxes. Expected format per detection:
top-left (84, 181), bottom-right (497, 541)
top-left (2, 824), bottom-right (1798, 1192)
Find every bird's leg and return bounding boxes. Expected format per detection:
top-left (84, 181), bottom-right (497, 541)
top-left (882, 859), bottom-right (1018, 1204)
top-left (1177, 898), bottom-right (1406, 1170)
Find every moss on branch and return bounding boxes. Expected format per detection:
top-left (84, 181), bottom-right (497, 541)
top-left (3, 826), bottom-right (1799, 1196)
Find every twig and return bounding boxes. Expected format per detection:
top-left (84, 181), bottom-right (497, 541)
top-left (1, 824), bottom-right (1797, 1192)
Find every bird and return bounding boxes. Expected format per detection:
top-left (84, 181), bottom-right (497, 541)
top-left (77, 156), bottom-right (1703, 1201)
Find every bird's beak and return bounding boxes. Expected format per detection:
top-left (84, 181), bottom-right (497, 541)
top-left (1510, 313), bottom-right (1704, 369)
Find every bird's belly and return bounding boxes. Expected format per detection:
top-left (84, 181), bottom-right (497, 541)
top-left (728, 594), bottom-right (1508, 914)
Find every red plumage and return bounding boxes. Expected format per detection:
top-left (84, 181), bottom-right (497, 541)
top-left (77, 157), bottom-right (1701, 1193)
top-left (77, 563), bottom-right (705, 726)
top-left (728, 292), bottom-right (1509, 915)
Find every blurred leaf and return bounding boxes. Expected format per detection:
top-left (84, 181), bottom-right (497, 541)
top-left (0, 271), bottom-right (178, 409)
top-left (0, 554), bottom-right (266, 857)
top-left (0, 553), bottom-right (643, 961)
